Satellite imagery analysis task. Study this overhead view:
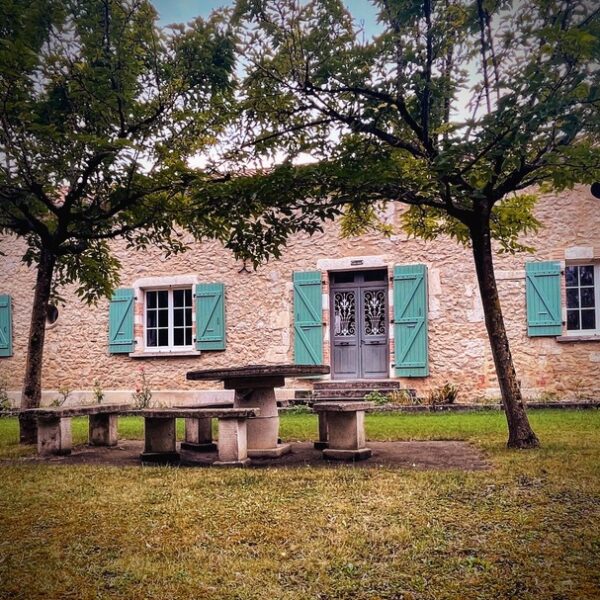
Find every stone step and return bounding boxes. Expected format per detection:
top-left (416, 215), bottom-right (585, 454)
top-left (313, 389), bottom-right (393, 399)
top-left (313, 380), bottom-right (401, 391)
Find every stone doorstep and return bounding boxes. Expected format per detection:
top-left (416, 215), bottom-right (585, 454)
top-left (323, 448), bottom-right (373, 461)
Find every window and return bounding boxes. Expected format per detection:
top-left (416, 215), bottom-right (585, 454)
top-left (145, 288), bottom-right (193, 350)
top-left (565, 264), bottom-right (600, 334)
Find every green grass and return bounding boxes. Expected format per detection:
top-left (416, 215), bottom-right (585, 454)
top-left (0, 410), bottom-right (599, 599)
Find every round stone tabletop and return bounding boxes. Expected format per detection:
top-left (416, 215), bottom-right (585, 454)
top-left (186, 364), bottom-right (330, 381)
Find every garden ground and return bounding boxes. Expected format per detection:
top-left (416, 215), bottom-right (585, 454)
top-left (0, 410), bottom-right (599, 599)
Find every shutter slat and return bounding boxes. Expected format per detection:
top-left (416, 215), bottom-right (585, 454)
top-left (108, 288), bottom-right (135, 354)
top-left (293, 271), bottom-right (323, 365)
top-left (393, 265), bottom-right (429, 377)
top-left (0, 294), bottom-right (13, 357)
top-left (526, 261), bottom-right (562, 336)
top-left (196, 283), bottom-right (226, 350)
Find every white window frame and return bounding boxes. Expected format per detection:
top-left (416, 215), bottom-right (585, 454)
top-left (564, 262), bottom-right (600, 336)
top-left (144, 287), bottom-right (194, 352)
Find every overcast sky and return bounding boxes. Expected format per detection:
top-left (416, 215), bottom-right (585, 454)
top-left (152, 0), bottom-right (380, 35)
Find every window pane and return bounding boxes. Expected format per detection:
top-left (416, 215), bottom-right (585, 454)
top-left (567, 310), bottom-right (580, 330)
top-left (158, 309), bottom-right (169, 328)
top-left (185, 308), bottom-right (192, 326)
top-left (147, 311), bottom-right (157, 328)
top-left (174, 309), bottom-right (183, 327)
top-left (184, 289), bottom-right (192, 305)
top-left (580, 266), bottom-right (594, 286)
top-left (158, 329), bottom-right (169, 346)
top-left (565, 266), bottom-right (578, 287)
top-left (147, 291), bottom-right (157, 308)
top-left (581, 287), bottom-right (595, 308)
top-left (147, 329), bottom-right (157, 347)
top-left (174, 328), bottom-right (184, 346)
top-left (185, 329), bottom-right (192, 346)
top-left (158, 290), bottom-right (168, 307)
top-left (566, 289), bottom-right (579, 309)
top-left (174, 289), bottom-right (184, 307)
top-left (581, 310), bottom-right (596, 330)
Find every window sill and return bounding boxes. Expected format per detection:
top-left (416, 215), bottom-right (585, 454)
top-left (556, 335), bottom-right (600, 343)
top-left (129, 350), bottom-right (201, 358)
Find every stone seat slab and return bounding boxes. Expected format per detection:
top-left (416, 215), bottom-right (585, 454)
top-left (313, 401), bottom-right (375, 412)
top-left (24, 404), bottom-right (131, 419)
top-left (131, 407), bottom-right (258, 419)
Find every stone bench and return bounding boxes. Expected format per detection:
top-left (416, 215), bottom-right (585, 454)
top-left (174, 402), bottom-right (234, 452)
top-left (24, 404), bottom-right (131, 456)
top-left (132, 408), bottom-right (260, 467)
top-left (312, 401), bottom-right (374, 461)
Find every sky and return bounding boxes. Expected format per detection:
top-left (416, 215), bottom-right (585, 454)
top-left (152, 0), bottom-right (380, 35)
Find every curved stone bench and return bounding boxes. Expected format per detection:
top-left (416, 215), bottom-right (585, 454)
top-left (312, 401), bottom-right (374, 461)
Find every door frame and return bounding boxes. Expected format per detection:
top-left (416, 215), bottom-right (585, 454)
top-left (328, 268), bottom-right (390, 380)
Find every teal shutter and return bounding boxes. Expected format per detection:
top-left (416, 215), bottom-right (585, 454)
top-left (526, 261), bottom-right (562, 336)
top-left (394, 265), bottom-right (429, 377)
top-left (293, 271), bottom-right (323, 365)
top-left (196, 283), bottom-right (226, 350)
top-left (108, 288), bottom-right (135, 353)
top-left (0, 295), bottom-right (13, 357)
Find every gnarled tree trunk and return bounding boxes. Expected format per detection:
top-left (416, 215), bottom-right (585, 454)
top-left (470, 213), bottom-right (540, 449)
top-left (19, 248), bottom-right (56, 444)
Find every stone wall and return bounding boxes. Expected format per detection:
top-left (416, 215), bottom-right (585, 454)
top-left (1, 186), bottom-right (599, 405)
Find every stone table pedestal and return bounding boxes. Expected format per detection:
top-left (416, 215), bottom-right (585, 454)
top-left (187, 364), bottom-right (330, 459)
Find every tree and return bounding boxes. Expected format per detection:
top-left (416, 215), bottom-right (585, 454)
top-left (0, 0), bottom-right (235, 443)
top-left (216, 0), bottom-right (600, 448)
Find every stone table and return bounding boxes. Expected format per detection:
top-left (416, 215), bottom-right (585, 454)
top-left (186, 364), bottom-right (329, 458)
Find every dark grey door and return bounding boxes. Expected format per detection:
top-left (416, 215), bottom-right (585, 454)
top-left (331, 270), bottom-right (389, 379)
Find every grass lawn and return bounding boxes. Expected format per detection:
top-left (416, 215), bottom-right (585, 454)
top-left (0, 410), bottom-right (599, 599)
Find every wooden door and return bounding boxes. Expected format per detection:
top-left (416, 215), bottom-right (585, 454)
top-left (330, 270), bottom-right (389, 379)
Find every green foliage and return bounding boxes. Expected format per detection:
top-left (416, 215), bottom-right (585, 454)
top-left (364, 390), bottom-right (389, 406)
top-left (0, 375), bottom-right (10, 411)
top-left (92, 380), bottom-right (104, 405)
top-left (427, 383), bottom-right (459, 407)
top-left (131, 368), bottom-right (152, 409)
top-left (49, 385), bottom-right (72, 408)
top-left (227, 0), bottom-right (600, 257)
top-left (0, 0), bottom-right (236, 302)
top-left (387, 389), bottom-right (421, 406)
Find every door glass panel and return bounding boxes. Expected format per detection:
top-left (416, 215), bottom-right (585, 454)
top-left (363, 270), bottom-right (386, 282)
top-left (334, 291), bottom-right (356, 336)
top-left (363, 290), bottom-right (386, 335)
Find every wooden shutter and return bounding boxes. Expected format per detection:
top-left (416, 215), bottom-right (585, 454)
top-left (393, 265), bottom-right (429, 377)
top-left (526, 261), bottom-right (562, 336)
top-left (196, 283), bottom-right (226, 350)
top-left (293, 271), bottom-right (323, 365)
top-left (0, 294), bottom-right (13, 357)
top-left (108, 288), bottom-right (135, 354)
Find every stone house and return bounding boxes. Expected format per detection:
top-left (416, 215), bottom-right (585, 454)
top-left (1, 186), bottom-right (599, 405)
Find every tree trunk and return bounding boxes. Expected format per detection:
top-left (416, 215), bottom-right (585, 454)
top-left (19, 248), bottom-right (56, 444)
top-left (470, 217), bottom-right (540, 449)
